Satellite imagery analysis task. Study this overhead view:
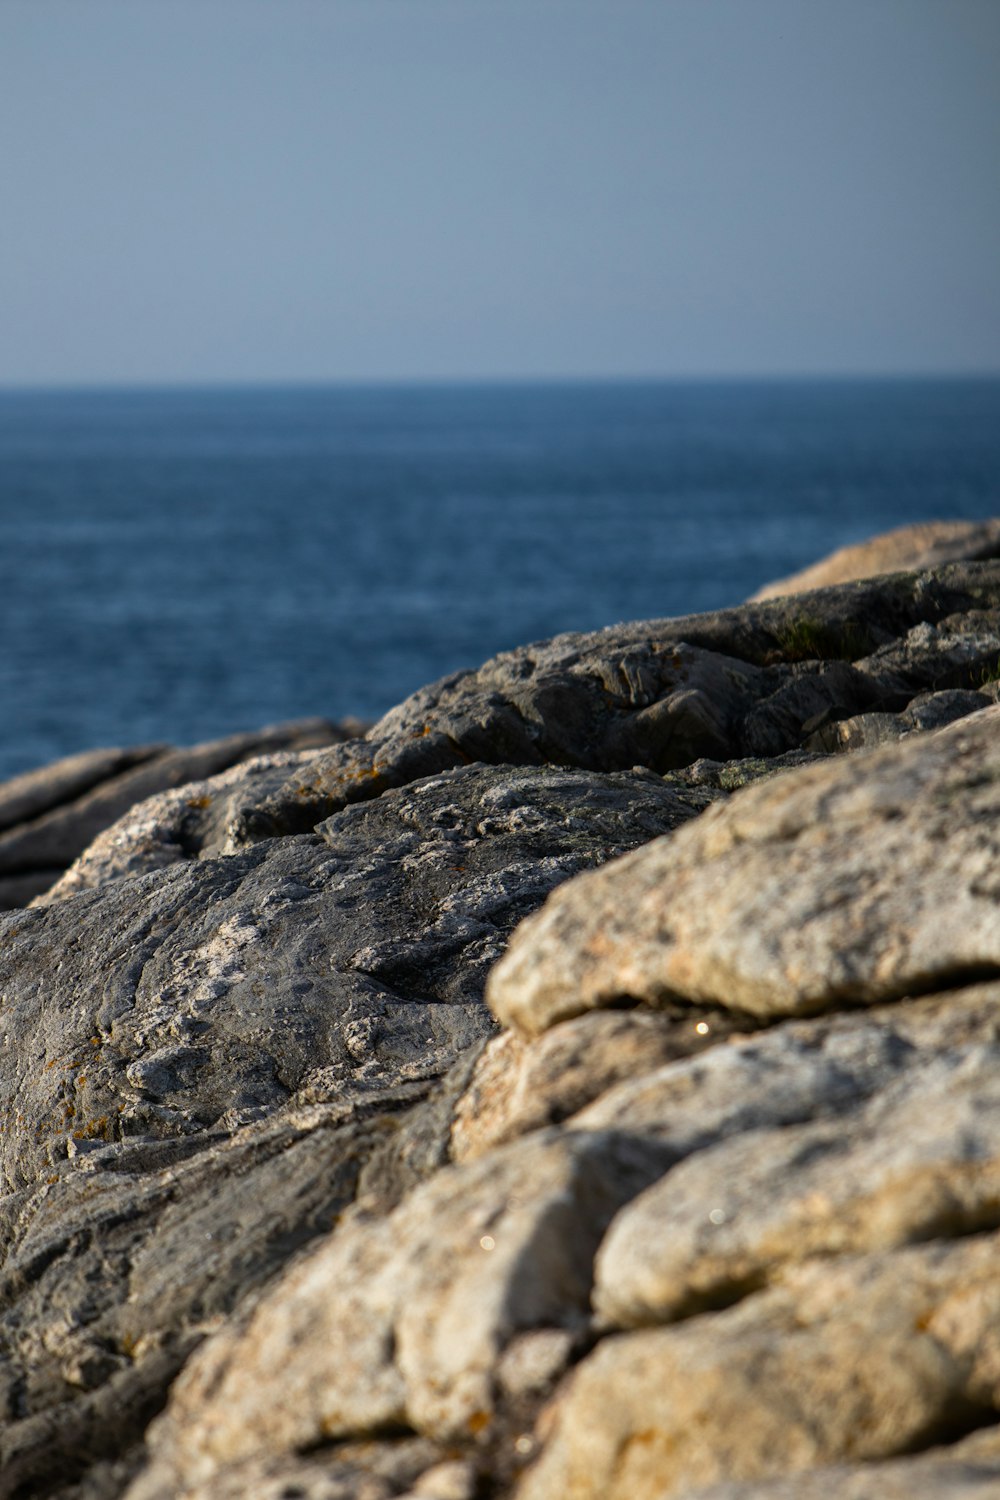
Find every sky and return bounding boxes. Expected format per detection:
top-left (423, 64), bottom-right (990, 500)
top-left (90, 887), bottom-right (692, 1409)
top-left (1, 0), bottom-right (999, 386)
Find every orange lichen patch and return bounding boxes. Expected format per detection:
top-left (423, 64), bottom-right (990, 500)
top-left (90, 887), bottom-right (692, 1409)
top-left (186, 795), bottom-right (212, 810)
top-left (467, 1410), bottom-right (492, 1436)
top-left (73, 1116), bottom-right (112, 1142)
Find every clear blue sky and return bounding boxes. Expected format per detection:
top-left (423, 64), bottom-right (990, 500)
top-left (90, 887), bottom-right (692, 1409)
top-left (2, 0), bottom-right (999, 385)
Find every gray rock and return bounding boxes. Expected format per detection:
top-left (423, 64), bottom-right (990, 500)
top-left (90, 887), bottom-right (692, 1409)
top-left (3, 762), bottom-right (695, 1194)
top-left (38, 745), bottom-right (330, 903)
top-left (803, 686), bottom-right (990, 753)
top-left (487, 704), bottom-right (1000, 1034)
top-left (0, 763), bottom-right (699, 1498)
top-left (0, 745), bottom-right (164, 835)
top-left (0, 1098), bottom-right (409, 1500)
top-left (0, 720), bottom-right (357, 909)
top-left (226, 563), bottom-right (1000, 844)
top-left (31, 567), bottom-right (1000, 913)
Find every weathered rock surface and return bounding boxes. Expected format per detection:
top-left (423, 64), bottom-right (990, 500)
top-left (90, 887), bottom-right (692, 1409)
top-left (519, 1231), bottom-right (1000, 1499)
top-left (128, 1128), bottom-right (671, 1498)
top-left (2, 762), bottom-right (695, 1193)
top-left (0, 718), bottom-right (363, 910)
top-left (488, 703), bottom-right (1000, 1034)
top-left (0, 763), bottom-right (700, 1497)
top-left (750, 516), bottom-right (1000, 599)
top-left (689, 1427), bottom-right (1000, 1499)
top-left (3, 527), bottom-right (1000, 1500)
top-left (35, 561), bottom-right (1000, 911)
top-left (228, 562), bottom-right (1000, 844)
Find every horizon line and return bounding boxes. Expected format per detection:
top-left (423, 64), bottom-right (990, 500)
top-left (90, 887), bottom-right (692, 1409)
top-left (2, 368), bottom-right (1000, 397)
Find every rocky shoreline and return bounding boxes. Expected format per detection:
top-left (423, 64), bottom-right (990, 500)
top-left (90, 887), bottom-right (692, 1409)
top-left (3, 520), bottom-right (1000, 1499)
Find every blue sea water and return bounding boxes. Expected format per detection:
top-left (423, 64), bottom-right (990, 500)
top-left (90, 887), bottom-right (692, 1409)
top-left (1, 378), bottom-right (999, 783)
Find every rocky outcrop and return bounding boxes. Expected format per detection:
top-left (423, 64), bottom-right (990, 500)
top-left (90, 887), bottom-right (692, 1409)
top-left (487, 703), bottom-right (1000, 1032)
top-left (0, 719), bottom-right (365, 911)
top-left (38, 561), bottom-right (1000, 906)
top-left (749, 517), bottom-right (1000, 599)
top-left (3, 529), bottom-right (1000, 1500)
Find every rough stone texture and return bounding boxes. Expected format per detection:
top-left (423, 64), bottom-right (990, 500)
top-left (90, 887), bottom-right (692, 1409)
top-left (28, 564), bottom-right (1000, 912)
top-left (144, 1439), bottom-right (465, 1500)
top-left (518, 1231), bottom-right (1000, 1499)
top-left (38, 745), bottom-right (331, 905)
top-left (749, 517), bottom-right (1000, 599)
top-left (128, 1128), bottom-right (671, 1500)
top-left (683, 1427), bottom-right (1000, 1500)
top-left (221, 562), bottom-right (1000, 843)
top-left (4, 532), bottom-right (1000, 1500)
top-left (803, 683), bottom-right (997, 753)
top-left (0, 764), bottom-right (697, 1499)
top-left (488, 703), bottom-right (1000, 1034)
top-left (593, 1031), bottom-right (1000, 1327)
top-left (2, 762), bottom-right (693, 1193)
top-left (125, 973), bottom-right (1000, 1499)
top-left (449, 1006), bottom-right (756, 1164)
top-left (0, 1099), bottom-right (394, 1500)
top-left (0, 719), bottom-right (360, 910)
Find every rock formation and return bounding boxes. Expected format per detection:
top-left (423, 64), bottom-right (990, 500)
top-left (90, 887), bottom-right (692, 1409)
top-left (2, 523), bottom-right (1000, 1500)
top-left (0, 719), bottom-right (367, 912)
top-left (748, 516), bottom-right (1000, 599)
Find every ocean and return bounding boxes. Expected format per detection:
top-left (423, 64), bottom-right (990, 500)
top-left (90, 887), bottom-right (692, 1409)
top-left (1, 377), bottom-right (998, 783)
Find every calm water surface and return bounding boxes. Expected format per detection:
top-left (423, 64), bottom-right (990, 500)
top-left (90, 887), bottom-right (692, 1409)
top-left (1, 378), bottom-right (998, 780)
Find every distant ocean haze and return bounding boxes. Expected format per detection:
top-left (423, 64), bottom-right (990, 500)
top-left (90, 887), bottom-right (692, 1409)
top-left (1, 378), bottom-right (999, 781)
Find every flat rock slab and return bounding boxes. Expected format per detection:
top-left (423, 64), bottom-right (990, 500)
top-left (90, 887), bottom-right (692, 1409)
top-left (487, 704), bottom-right (1000, 1033)
top-left (1, 761), bottom-right (699, 1194)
